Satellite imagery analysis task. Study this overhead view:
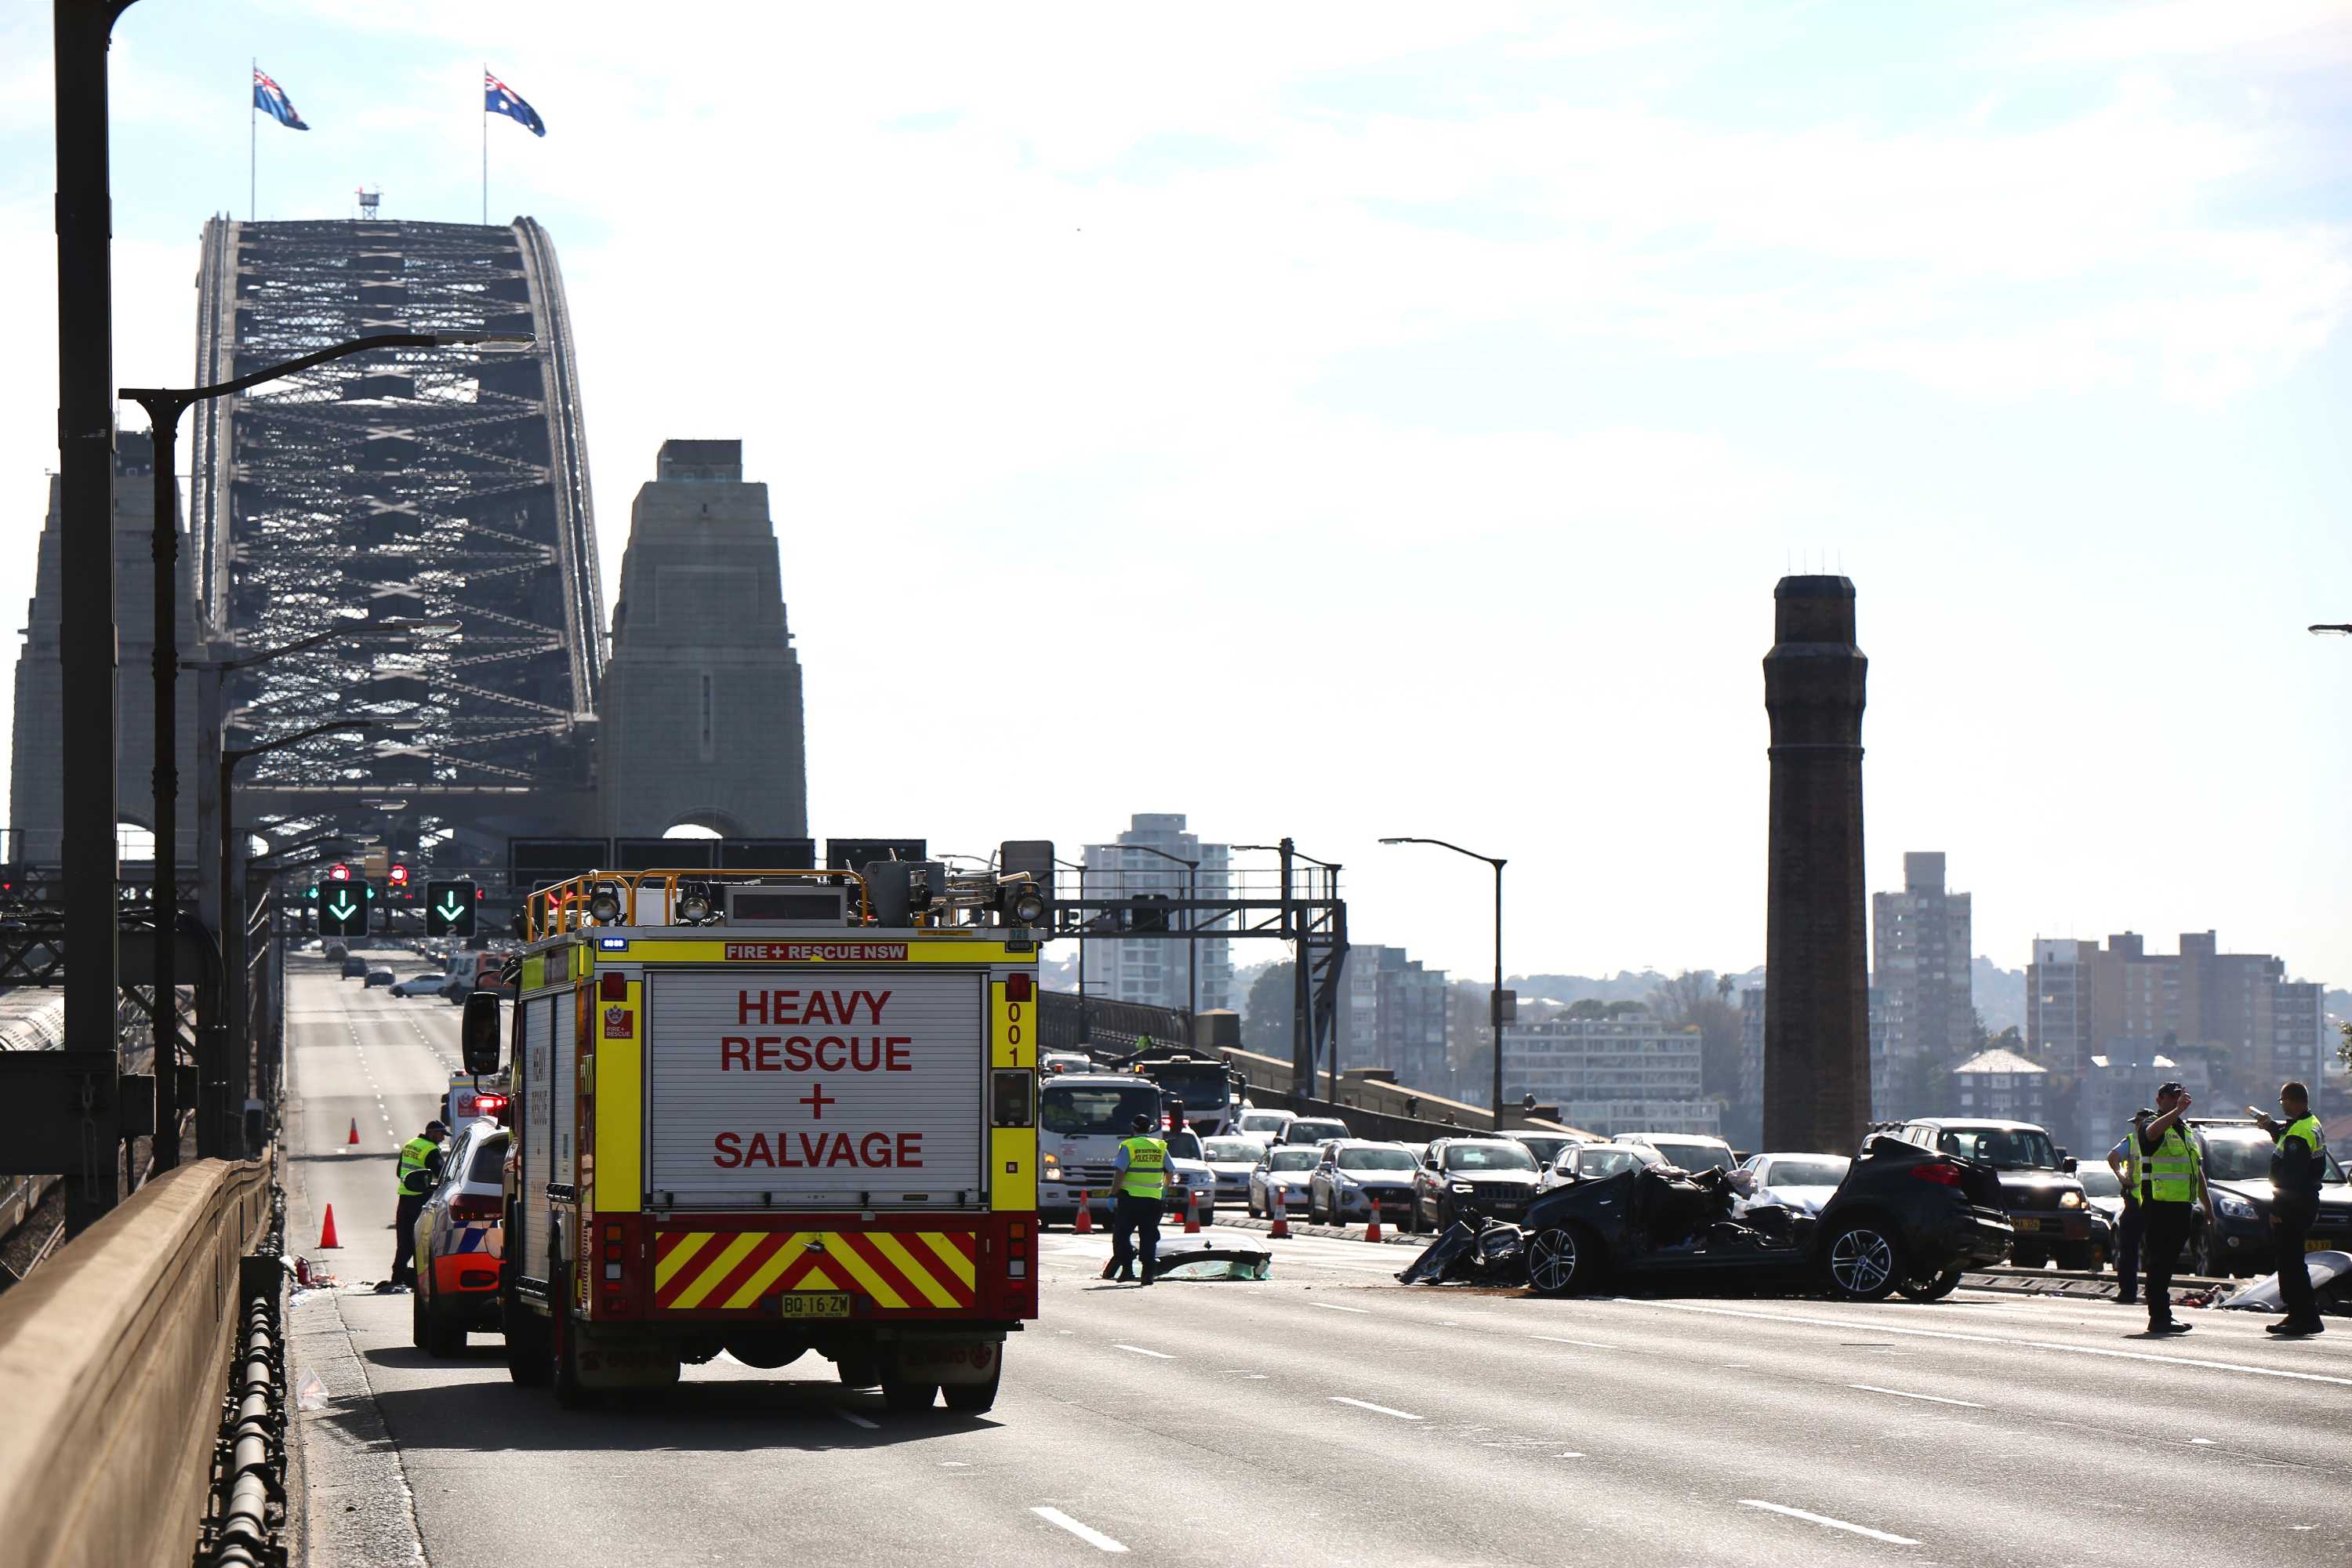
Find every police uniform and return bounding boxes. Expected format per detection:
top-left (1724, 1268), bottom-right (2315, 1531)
top-left (2131, 1114), bottom-right (2201, 1334)
top-left (388, 1124), bottom-right (444, 1290)
top-left (2266, 1112), bottom-right (2326, 1335)
top-left (1108, 1123), bottom-right (1167, 1285)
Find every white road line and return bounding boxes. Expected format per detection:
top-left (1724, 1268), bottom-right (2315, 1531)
top-left (1032, 1507), bottom-right (1128, 1554)
top-left (834, 1410), bottom-right (879, 1431)
top-left (1310, 1301), bottom-right (1370, 1315)
top-left (1112, 1344), bottom-right (1174, 1359)
top-left (1849, 1384), bottom-right (1985, 1409)
top-left (1739, 1500), bottom-right (1920, 1546)
top-left (1330, 1396), bottom-right (1424, 1421)
top-left (1531, 1335), bottom-right (1619, 1350)
top-left (1631, 1300), bottom-right (2352, 1388)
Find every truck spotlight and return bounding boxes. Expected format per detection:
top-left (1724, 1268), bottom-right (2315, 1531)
top-left (676, 882), bottom-right (717, 925)
top-left (1007, 888), bottom-right (1047, 924)
top-left (587, 883), bottom-right (624, 925)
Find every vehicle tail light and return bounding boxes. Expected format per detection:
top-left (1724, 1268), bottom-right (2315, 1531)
top-left (448, 1195), bottom-right (501, 1221)
top-left (1910, 1161), bottom-right (1965, 1186)
top-left (474, 1093), bottom-right (508, 1117)
top-left (1005, 972), bottom-right (1033, 1003)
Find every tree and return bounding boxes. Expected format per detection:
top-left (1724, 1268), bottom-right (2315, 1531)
top-left (2339, 1020), bottom-right (2351, 1075)
top-left (1647, 969), bottom-right (1743, 1098)
top-left (1241, 963), bottom-right (1295, 1056)
top-left (1605, 999), bottom-right (1648, 1018)
top-left (1565, 999), bottom-right (1611, 1020)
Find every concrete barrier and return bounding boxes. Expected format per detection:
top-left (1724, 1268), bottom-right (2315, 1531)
top-left (1218, 1045), bottom-right (1599, 1144)
top-left (0, 1156), bottom-right (273, 1568)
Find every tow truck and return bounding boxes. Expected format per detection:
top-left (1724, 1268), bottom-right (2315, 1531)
top-left (1111, 1041), bottom-right (1247, 1134)
top-left (458, 850), bottom-right (1047, 1413)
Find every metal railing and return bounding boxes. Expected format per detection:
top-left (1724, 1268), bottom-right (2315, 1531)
top-left (523, 868), bottom-right (873, 941)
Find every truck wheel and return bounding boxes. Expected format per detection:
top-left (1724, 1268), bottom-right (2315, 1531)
top-left (503, 1294), bottom-right (552, 1387)
top-left (552, 1314), bottom-right (593, 1409)
top-left (1895, 1266), bottom-right (1964, 1302)
top-left (941, 1362), bottom-right (1002, 1414)
top-left (1824, 1221), bottom-right (1904, 1302)
top-left (836, 1354), bottom-right (880, 1390)
top-left (881, 1378), bottom-right (937, 1414)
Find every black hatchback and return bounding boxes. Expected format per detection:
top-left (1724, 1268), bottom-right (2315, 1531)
top-left (1523, 1132), bottom-right (2013, 1301)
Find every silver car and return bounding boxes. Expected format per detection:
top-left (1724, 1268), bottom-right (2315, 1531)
top-left (1308, 1140), bottom-right (1420, 1225)
top-left (1200, 1135), bottom-right (1263, 1210)
top-left (1249, 1145), bottom-right (1320, 1218)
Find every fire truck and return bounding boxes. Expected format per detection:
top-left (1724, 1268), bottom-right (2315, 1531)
top-left (458, 850), bottom-right (1048, 1413)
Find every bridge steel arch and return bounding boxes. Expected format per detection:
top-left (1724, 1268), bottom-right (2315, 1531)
top-left (187, 216), bottom-right (604, 855)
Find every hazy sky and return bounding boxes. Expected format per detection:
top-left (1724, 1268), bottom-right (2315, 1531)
top-left (2, 2), bottom-right (2348, 983)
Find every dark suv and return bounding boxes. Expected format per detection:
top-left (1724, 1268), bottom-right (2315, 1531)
top-left (1881, 1117), bottom-right (2094, 1269)
top-left (2190, 1119), bottom-right (2352, 1276)
top-left (1412, 1138), bottom-right (1544, 1230)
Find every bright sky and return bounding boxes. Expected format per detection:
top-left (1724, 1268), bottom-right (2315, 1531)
top-left (2, 2), bottom-right (2348, 985)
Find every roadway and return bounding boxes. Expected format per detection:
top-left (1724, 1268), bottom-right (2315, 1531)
top-left (280, 962), bottom-right (2352, 1566)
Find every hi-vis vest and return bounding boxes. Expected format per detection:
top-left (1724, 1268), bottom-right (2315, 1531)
top-left (2133, 1125), bottom-right (2199, 1204)
top-left (2274, 1115), bottom-right (2325, 1199)
top-left (1117, 1135), bottom-right (1167, 1200)
top-left (397, 1134), bottom-right (440, 1196)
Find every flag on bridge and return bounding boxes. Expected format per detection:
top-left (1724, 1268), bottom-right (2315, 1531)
top-left (252, 67), bottom-right (309, 130)
top-left (485, 70), bottom-right (546, 136)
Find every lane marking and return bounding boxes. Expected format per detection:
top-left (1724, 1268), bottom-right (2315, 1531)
top-left (1531, 1335), bottom-right (1619, 1350)
top-left (1112, 1344), bottom-right (1174, 1359)
top-left (1628, 1300), bottom-right (2352, 1388)
top-left (1739, 1500), bottom-right (1920, 1546)
top-left (1310, 1301), bottom-right (1370, 1315)
top-left (834, 1410), bottom-right (879, 1431)
top-left (1559, 1451), bottom-right (1586, 1459)
top-left (1032, 1507), bottom-right (1128, 1554)
top-left (1849, 1384), bottom-right (1985, 1409)
top-left (1330, 1396), bottom-right (1424, 1421)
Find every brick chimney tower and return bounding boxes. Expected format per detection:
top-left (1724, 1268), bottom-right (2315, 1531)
top-left (1762, 575), bottom-right (1871, 1154)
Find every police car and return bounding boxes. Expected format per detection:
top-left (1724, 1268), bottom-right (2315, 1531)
top-left (411, 1119), bottom-right (509, 1357)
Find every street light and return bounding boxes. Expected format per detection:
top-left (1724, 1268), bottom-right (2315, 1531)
top-left (2310, 625), bottom-right (2352, 637)
top-left (119, 330), bottom-right (517, 1116)
top-left (1381, 836), bottom-right (1509, 1131)
top-left (1115, 840), bottom-right (1200, 1018)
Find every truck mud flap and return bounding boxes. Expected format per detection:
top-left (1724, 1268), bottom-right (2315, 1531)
top-left (888, 1332), bottom-right (1004, 1387)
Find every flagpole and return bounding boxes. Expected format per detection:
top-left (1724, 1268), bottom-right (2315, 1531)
top-left (481, 65), bottom-right (488, 226)
top-left (249, 58), bottom-right (256, 220)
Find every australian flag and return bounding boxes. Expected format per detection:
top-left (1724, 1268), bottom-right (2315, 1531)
top-left (485, 71), bottom-right (546, 137)
top-left (253, 67), bottom-right (309, 131)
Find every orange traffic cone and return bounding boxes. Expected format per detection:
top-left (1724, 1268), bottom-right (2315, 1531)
top-left (1073, 1192), bottom-right (1092, 1234)
top-left (1183, 1189), bottom-right (1203, 1235)
top-left (1363, 1203), bottom-right (1384, 1244)
top-left (347, 1118), bottom-right (359, 1145)
top-left (1268, 1186), bottom-right (1290, 1240)
top-left (318, 1205), bottom-right (341, 1250)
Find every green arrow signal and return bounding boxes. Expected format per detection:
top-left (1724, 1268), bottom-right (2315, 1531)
top-left (437, 894), bottom-right (465, 922)
top-left (328, 897), bottom-right (357, 922)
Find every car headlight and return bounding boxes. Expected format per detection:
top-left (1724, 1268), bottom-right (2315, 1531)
top-left (2212, 1192), bottom-right (2256, 1221)
top-left (2059, 1190), bottom-right (2084, 1209)
top-left (1450, 1182), bottom-right (1475, 1194)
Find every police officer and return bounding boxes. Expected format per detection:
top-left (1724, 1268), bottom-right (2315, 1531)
top-left (2251, 1080), bottom-right (2326, 1338)
top-left (1107, 1112), bottom-right (1167, 1286)
top-left (2130, 1082), bottom-right (2209, 1336)
top-left (386, 1120), bottom-right (447, 1292)
top-left (2104, 1118), bottom-right (2147, 1307)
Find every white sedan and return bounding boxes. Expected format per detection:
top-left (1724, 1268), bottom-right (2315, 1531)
top-left (1737, 1152), bottom-right (1853, 1216)
top-left (1248, 1145), bottom-right (1319, 1218)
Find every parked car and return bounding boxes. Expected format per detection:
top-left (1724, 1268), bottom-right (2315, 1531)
top-left (1881, 1117), bottom-right (2096, 1269)
top-left (1199, 1135), bottom-right (1265, 1210)
top-left (1616, 1132), bottom-right (1738, 1173)
top-left (1308, 1141), bottom-right (1421, 1226)
top-left (1279, 1116), bottom-right (1351, 1147)
top-left (323, 943), bottom-right (348, 963)
top-left (410, 1122), bottom-right (508, 1356)
top-left (1538, 1141), bottom-right (1662, 1194)
top-left (363, 968), bottom-right (396, 989)
top-left (1501, 1132), bottom-right (1584, 1168)
top-left (339, 956), bottom-right (369, 979)
top-left (1412, 1138), bottom-right (1544, 1231)
top-left (1160, 1127), bottom-right (1217, 1220)
top-left (1248, 1145), bottom-right (1319, 1218)
top-left (389, 972), bottom-right (450, 998)
top-left (1234, 1109), bottom-right (1298, 1143)
top-left (2190, 1118), bottom-right (2352, 1276)
top-left (1739, 1153), bottom-right (1853, 1216)
top-left (1525, 1131), bottom-right (2014, 1301)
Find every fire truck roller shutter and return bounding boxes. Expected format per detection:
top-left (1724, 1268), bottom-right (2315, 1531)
top-left (645, 969), bottom-right (986, 1207)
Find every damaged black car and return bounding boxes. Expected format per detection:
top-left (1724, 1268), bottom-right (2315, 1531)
top-left (1520, 1132), bottom-right (2013, 1302)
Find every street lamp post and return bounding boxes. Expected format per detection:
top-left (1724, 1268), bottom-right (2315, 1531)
top-left (209, 718), bottom-right (410, 1154)
top-left (1116, 840), bottom-right (1200, 1022)
top-left (122, 331), bottom-right (518, 1165)
top-left (1381, 836), bottom-right (1508, 1131)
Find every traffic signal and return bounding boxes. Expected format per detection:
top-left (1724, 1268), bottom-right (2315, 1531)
top-left (389, 863), bottom-right (412, 898)
top-left (318, 878), bottom-right (378, 937)
top-left (425, 879), bottom-right (478, 938)
top-left (326, 862), bottom-right (353, 882)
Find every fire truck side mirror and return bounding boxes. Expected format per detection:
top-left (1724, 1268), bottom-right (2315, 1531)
top-left (462, 991), bottom-right (504, 1076)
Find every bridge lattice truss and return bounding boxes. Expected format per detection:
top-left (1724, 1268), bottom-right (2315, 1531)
top-left (187, 217), bottom-right (604, 844)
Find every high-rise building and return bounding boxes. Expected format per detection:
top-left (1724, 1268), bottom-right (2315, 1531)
top-left (1338, 945), bottom-right (1450, 1088)
top-left (1082, 814), bottom-right (1232, 1014)
top-left (1503, 1012), bottom-right (1719, 1139)
top-left (2027, 931), bottom-right (2321, 1127)
top-left (1872, 852), bottom-right (1973, 1082)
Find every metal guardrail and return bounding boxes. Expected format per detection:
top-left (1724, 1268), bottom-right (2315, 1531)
top-left (195, 1190), bottom-right (287, 1568)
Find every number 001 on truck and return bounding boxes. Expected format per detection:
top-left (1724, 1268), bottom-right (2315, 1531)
top-left (458, 853), bottom-right (1048, 1414)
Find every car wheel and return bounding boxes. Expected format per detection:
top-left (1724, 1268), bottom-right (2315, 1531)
top-left (2056, 1243), bottom-right (2095, 1273)
top-left (2182, 1227), bottom-right (2214, 1278)
top-left (424, 1294), bottom-right (465, 1359)
top-left (2011, 1243), bottom-right (2045, 1270)
top-left (1824, 1221), bottom-right (1904, 1302)
top-left (411, 1284), bottom-right (428, 1350)
top-left (1528, 1225), bottom-right (1601, 1297)
top-left (1894, 1265), bottom-right (1964, 1302)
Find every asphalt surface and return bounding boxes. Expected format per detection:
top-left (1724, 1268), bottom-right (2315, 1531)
top-left (281, 961), bottom-right (2352, 1566)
